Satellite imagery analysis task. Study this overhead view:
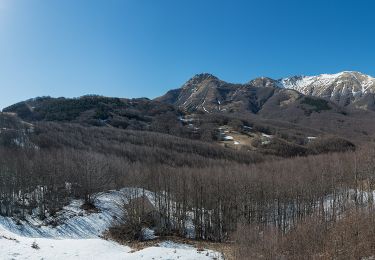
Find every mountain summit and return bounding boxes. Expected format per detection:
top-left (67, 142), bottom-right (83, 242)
top-left (277, 71), bottom-right (375, 107)
top-left (156, 71), bottom-right (375, 112)
top-left (155, 73), bottom-right (278, 113)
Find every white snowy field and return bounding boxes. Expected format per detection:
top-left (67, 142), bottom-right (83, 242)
top-left (0, 188), bottom-right (223, 260)
top-left (0, 227), bottom-right (222, 260)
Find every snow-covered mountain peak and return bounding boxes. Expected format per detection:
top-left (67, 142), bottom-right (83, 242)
top-left (157, 71), bottom-right (375, 113)
top-left (279, 71), bottom-right (374, 89)
top-left (276, 71), bottom-right (375, 106)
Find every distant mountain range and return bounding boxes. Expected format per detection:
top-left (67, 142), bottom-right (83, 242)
top-left (156, 71), bottom-right (375, 113)
top-left (278, 71), bottom-right (375, 108)
top-left (3, 71), bottom-right (375, 146)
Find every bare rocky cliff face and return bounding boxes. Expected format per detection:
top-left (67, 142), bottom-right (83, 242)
top-left (156, 71), bottom-right (375, 113)
top-left (155, 73), bottom-right (279, 113)
top-left (277, 71), bottom-right (375, 109)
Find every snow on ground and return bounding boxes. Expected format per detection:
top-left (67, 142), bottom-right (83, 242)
top-left (0, 188), bottom-right (160, 239)
top-left (0, 228), bottom-right (128, 260)
top-left (131, 241), bottom-right (222, 260)
top-left (261, 133), bottom-right (273, 138)
top-left (307, 136), bottom-right (317, 142)
top-left (0, 188), bottom-right (222, 259)
top-left (0, 226), bottom-right (222, 260)
top-left (0, 188), bottom-right (131, 238)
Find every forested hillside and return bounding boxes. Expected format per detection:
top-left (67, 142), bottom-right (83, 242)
top-left (1, 93), bottom-right (375, 259)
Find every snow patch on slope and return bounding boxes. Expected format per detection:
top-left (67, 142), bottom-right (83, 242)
top-left (0, 226), bottom-right (222, 260)
top-left (0, 188), bottom-right (153, 239)
top-left (0, 188), bottom-right (223, 259)
top-left (277, 71), bottom-right (375, 100)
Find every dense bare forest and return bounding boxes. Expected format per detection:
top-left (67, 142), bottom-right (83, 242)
top-left (1, 95), bottom-right (375, 259)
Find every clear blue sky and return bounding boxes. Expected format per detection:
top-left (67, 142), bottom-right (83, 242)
top-left (0, 0), bottom-right (374, 109)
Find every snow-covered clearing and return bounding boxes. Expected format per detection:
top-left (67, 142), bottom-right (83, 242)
top-left (0, 188), bottom-right (222, 260)
top-left (0, 227), bottom-right (221, 260)
top-left (0, 188), bottom-right (140, 238)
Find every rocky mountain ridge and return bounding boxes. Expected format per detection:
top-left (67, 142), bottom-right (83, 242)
top-left (156, 71), bottom-right (375, 113)
top-left (277, 71), bottom-right (375, 108)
